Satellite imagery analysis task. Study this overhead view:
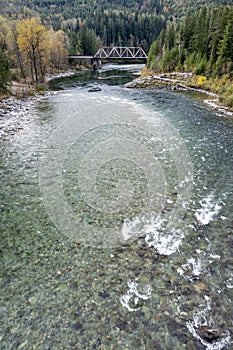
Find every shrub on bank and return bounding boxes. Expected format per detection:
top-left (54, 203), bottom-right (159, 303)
top-left (197, 76), bottom-right (207, 86)
top-left (140, 68), bottom-right (233, 111)
top-left (220, 84), bottom-right (233, 109)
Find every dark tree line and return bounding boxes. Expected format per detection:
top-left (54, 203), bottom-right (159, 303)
top-left (87, 10), bottom-right (164, 50)
top-left (57, 1), bottom-right (165, 54)
top-left (147, 5), bottom-right (233, 77)
top-left (1, 0), bottom-right (228, 56)
top-left (65, 11), bottom-right (165, 54)
top-left (0, 51), bottom-right (11, 91)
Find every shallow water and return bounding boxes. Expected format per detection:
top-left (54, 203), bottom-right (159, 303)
top-left (0, 64), bottom-right (232, 349)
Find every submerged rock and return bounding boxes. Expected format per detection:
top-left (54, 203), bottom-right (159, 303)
top-left (194, 326), bottom-right (222, 342)
top-left (88, 87), bottom-right (101, 92)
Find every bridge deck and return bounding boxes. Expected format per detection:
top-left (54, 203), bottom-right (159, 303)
top-left (68, 55), bottom-right (93, 59)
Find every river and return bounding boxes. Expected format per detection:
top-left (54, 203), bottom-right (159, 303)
top-left (0, 64), bottom-right (232, 349)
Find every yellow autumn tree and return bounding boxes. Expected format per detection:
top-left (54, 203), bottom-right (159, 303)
top-left (17, 17), bottom-right (49, 82)
top-left (5, 20), bottom-right (26, 79)
top-left (48, 29), bottom-right (68, 72)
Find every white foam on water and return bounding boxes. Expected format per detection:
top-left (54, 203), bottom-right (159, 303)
top-left (178, 257), bottom-right (204, 279)
top-left (178, 248), bottom-right (222, 280)
top-left (145, 227), bottom-right (185, 256)
top-left (143, 215), bottom-right (185, 256)
top-left (61, 93), bottom-right (74, 97)
top-left (187, 296), bottom-right (232, 350)
top-left (226, 274), bottom-right (233, 289)
top-left (121, 214), bottom-right (185, 255)
top-left (121, 216), bottom-right (142, 241)
top-left (209, 254), bottom-right (221, 260)
top-left (100, 63), bottom-right (145, 72)
top-left (119, 280), bottom-right (152, 312)
top-left (188, 257), bottom-right (203, 276)
top-left (195, 193), bottom-right (222, 225)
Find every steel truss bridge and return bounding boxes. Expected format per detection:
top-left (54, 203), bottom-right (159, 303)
top-left (68, 46), bottom-right (147, 69)
top-left (94, 46), bottom-right (148, 59)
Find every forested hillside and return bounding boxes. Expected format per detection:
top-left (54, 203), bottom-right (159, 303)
top-left (147, 5), bottom-right (233, 108)
top-left (0, 0), bottom-right (232, 92)
top-left (0, 0), bottom-right (232, 53)
top-left (147, 6), bottom-right (233, 77)
top-left (1, 0), bottom-right (231, 19)
top-left (0, 0), bottom-right (164, 89)
top-left (0, 0), bottom-right (164, 53)
top-left (162, 0), bottom-right (232, 18)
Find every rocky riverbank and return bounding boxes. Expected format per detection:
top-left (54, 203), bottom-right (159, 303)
top-left (0, 70), bottom-right (77, 131)
top-left (0, 95), bottom-right (39, 139)
top-left (1, 70), bottom-right (77, 99)
top-left (45, 69), bottom-right (77, 82)
top-left (124, 74), bottom-right (233, 118)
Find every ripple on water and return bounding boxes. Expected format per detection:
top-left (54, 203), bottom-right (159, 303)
top-left (0, 66), bottom-right (232, 349)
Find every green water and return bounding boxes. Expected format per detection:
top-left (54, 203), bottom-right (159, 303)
top-left (0, 64), bottom-right (232, 350)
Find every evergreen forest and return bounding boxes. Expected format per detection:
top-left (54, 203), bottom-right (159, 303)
top-left (0, 0), bottom-right (232, 53)
top-left (147, 6), bottom-right (233, 77)
top-left (0, 0), bottom-right (232, 94)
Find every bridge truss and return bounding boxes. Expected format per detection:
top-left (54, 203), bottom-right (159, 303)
top-left (94, 46), bottom-right (148, 59)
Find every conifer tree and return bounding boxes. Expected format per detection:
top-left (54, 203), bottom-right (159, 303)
top-left (0, 51), bottom-right (11, 91)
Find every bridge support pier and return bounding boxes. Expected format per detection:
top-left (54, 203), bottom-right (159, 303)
top-left (93, 58), bottom-right (102, 70)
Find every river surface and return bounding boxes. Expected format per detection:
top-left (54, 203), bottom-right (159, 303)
top-left (0, 64), bottom-right (232, 350)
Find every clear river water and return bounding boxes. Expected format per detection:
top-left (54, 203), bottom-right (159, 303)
top-left (0, 64), bottom-right (232, 350)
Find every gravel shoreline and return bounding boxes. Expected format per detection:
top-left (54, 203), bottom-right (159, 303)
top-left (124, 75), bottom-right (233, 118)
top-left (0, 70), bottom-right (77, 125)
top-left (1, 71), bottom-right (232, 122)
